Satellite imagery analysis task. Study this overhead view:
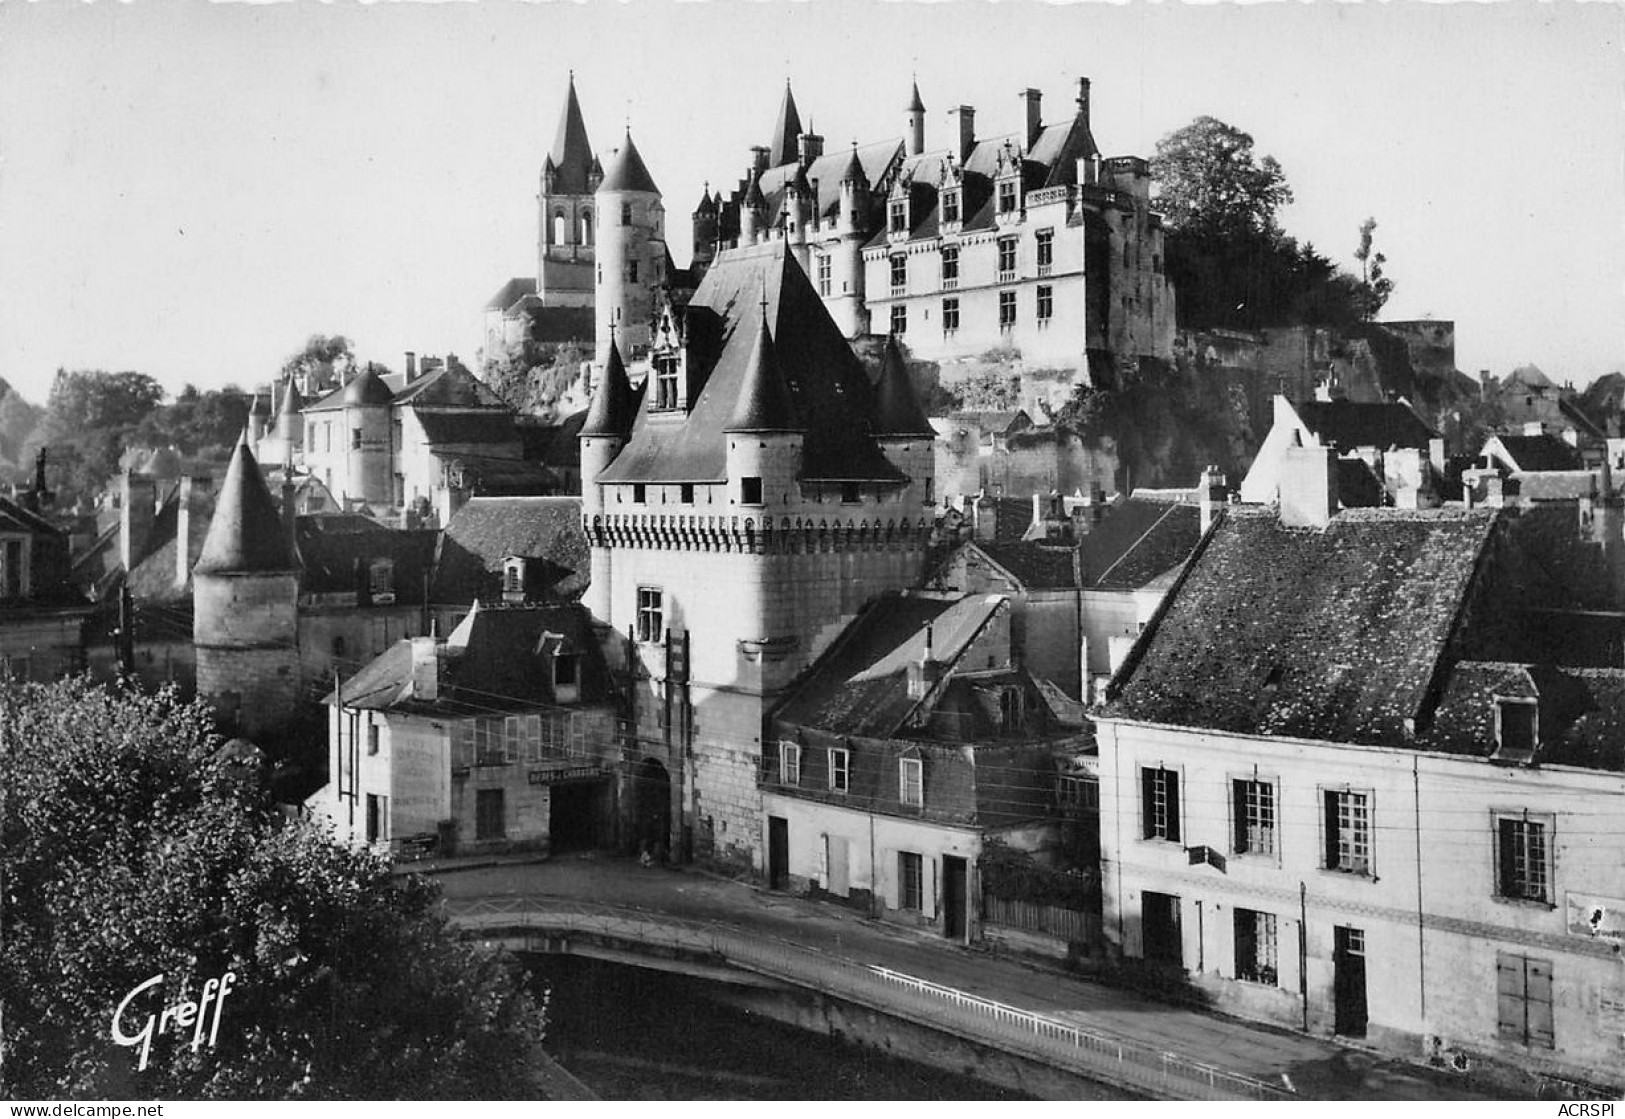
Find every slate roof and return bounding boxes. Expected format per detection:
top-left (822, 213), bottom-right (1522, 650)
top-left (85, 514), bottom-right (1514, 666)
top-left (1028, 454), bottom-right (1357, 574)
top-left (872, 336), bottom-right (935, 436)
top-left (341, 368), bottom-right (394, 407)
top-left (548, 76), bottom-right (597, 196)
top-left (756, 140), bottom-right (901, 226)
top-left (392, 363), bottom-right (508, 409)
top-left (1296, 400), bottom-right (1437, 451)
top-left (443, 455), bottom-right (558, 496)
top-left (598, 131), bottom-right (659, 194)
top-left (1418, 662), bottom-right (1625, 771)
top-left (1487, 433), bottom-right (1584, 473)
top-left (193, 441), bottom-right (297, 576)
top-left (518, 411), bottom-right (586, 468)
top-left (295, 517), bottom-right (437, 601)
top-left (725, 316), bottom-right (801, 432)
top-left (597, 242), bottom-right (906, 484)
top-left (432, 496), bottom-right (587, 606)
top-left (973, 541), bottom-right (1078, 590)
top-left (1078, 499), bottom-right (1201, 590)
top-left (767, 81), bottom-right (803, 170)
top-left (334, 603), bottom-right (607, 716)
top-left (580, 341), bottom-right (636, 438)
top-left (485, 277), bottom-right (538, 312)
top-left (1106, 506), bottom-right (1500, 746)
top-left (773, 593), bottom-right (1004, 738)
top-left (415, 412), bottom-right (522, 447)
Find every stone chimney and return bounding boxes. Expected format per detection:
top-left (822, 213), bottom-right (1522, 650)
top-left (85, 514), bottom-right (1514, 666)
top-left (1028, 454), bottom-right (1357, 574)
top-left (1484, 473), bottom-right (1522, 509)
top-left (175, 475), bottom-right (213, 586)
top-left (798, 132), bottom-right (824, 165)
top-left (972, 491), bottom-right (997, 542)
top-left (1561, 428), bottom-right (1580, 447)
top-left (1075, 77), bottom-right (1091, 129)
top-left (907, 621), bottom-right (947, 700)
top-left (951, 106), bottom-right (977, 164)
top-left (1021, 88), bottom-right (1042, 149)
top-left (1429, 436), bottom-right (1447, 476)
top-left (1279, 446), bottom-right (1337, 528)
top-left (405, 351), bottom-right (417, 380)
top-left (1198, 465), bottom-right (1228, 535)
top-left (751, 145), bottom-right (771, 176)
top-left (409, 636), bottom-right (440, 702)
top-left (119, 472), bottom-right (158, 571)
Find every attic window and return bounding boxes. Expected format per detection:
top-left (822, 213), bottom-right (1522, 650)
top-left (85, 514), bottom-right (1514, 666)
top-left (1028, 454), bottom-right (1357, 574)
top-left (942, 190), bottom-right (960, 225)
top-left (369, 559), bottom-right (394, 597)
top-left (653, 356), bottom-right (680, 411)
top-left (999, 686), bottom-right (1025, 733)
top-left (841, 482), bottom-right (861, 503)
top-left (503, 558), bottom-right (526, 601)
top-left (1495, 698), bottom-right (1538, 760)
top-left (998, 180), bottom-right (1017, 214)
top-left (553, 653), bottom-right (578, 688)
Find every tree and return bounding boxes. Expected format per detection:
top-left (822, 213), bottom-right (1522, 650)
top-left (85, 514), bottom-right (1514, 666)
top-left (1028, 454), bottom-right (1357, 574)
top-left (280, 335), bottom-right (356, 391)
top-left (1150, 116), bottom-right (1294, 239)
top-left (132, 385), bottom-right (251, 459)
top-left (0, 381), bottom-right (43, 472)
top-left (483, 338), bottom-right (588, 419)
top-left (1353, 217), bottom-right (1395, 321)
top-left (22, 369), bottom-right (165, 498)
top-left (0, 678), bottom-right (551, 1099)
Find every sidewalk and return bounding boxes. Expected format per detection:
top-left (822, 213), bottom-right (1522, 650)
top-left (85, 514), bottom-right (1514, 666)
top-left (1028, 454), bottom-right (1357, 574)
top-left (421, 851), bottom-right (1496, 1101)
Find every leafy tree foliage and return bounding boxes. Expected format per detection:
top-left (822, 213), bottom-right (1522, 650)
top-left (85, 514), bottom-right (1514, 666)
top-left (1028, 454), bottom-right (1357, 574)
top-left (1354, 217), bottom-right (1396, 321)
top-left (1152, 117), bottom-right (1372, 332)
top-left (21, 369), bottom-right (165, 499)
top-left (0, 678), bottom-right (550, 1099)
top-left (0, 380), bottom-right (43, 473)
top-left (1151, 116), bottom-right (1293, 239)
top-left (280, 335), bottom-right (355, 389)
top-left (131, 384), bottom-right (250, 460)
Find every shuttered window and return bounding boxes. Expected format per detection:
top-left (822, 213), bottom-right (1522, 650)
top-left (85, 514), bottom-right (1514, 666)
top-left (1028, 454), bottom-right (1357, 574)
top-left (1141, 767), bottom-right (1180, 842)
top-left (1496, 953), bottom-right (1554, 1048)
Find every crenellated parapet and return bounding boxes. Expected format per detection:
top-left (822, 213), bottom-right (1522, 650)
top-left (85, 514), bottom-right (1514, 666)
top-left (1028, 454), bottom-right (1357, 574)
top-left (585, 511), bottom-right (935, 555)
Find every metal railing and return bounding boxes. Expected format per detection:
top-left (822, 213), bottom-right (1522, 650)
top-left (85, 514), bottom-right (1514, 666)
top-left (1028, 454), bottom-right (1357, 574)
top-left (447, 896), bottom-right (1291, 1101)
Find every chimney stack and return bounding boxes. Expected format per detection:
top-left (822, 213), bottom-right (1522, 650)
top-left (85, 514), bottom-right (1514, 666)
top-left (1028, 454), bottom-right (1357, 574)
top-left (798, 132), bottom-right (824, 165)
top-left (409, 636), bottom-right (440, 702)
top-left (972, 491), bottom-right (997, 542)
top-left (120, 471), bottom-right (158, 572)
top-left (907, 621), bottom-right (946, 699)
top-left (1484, 474), bottom-right (1522, 509)
top-left (951, 106), bottom-right (977, 164)
top-left (1198, 466), bottom-right (1228, 535)
top-left (405, 351), bottom-right (417, 380)
top-left (751, 145), bottom-right (771, 176)
top-left (1021, 88), bottom-right (1042, 149)
top-left (1279, 446), bottom-right (1337, 529)
top-left (1076, 77), bottom-right (1092, 128)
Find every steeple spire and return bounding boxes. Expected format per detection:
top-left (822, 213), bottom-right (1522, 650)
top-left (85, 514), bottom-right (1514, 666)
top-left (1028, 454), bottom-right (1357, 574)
top-left (598, 129), bottom-right (660, 195)
top-left (873, 335), bottom-right (934, 437)
top-left (580, 336), bottom-right (636, 438)
top-left (548, 73), bottom-right (596, 195)
top-left (726, 309), bottom-right (801, 433)
top-left (768, 80), bottom-right (803, 169)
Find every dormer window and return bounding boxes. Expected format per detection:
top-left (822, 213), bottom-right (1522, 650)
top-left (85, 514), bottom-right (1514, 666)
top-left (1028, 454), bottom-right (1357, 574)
top-left (368, 559), bottom-right (394, 601)
top-left (999, 686), bottom-right (1025, 733)
top-left (998, 180), bottom-right (1017, 214)
top-left (1494, 696), bottom-right (1539, 762)
top-left (889, 199), bottom-right (907, 234)
top-left (539, 630), bottom-right (581, 704)
top-left (942, 190), bottom-right (960, 225)
top-left (653, 355), bottom-right (680, 411)
top-left (503, 557), bottom-right (527, 603)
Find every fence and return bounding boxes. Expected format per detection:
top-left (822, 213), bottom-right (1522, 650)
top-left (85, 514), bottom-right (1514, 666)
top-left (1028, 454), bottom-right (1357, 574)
top-left (982, 894), bottom-right (1098, 946)
top-left (448, 896), bottom-right (1290, 1101)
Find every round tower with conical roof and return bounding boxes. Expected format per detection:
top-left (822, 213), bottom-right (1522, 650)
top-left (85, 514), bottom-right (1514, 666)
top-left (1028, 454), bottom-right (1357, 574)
top-left (830, 147), bottom-right (871, 336)
top-left (594, 129), bottom-right (664, 364)
top-left (579, 334), bottom-right (637, 618)
top-left (341, 367), bottom-right (393, 508)
top-left (871, 334), bottom-right (937, 506)
top-left (193, 437), bottom-right (300, 740)
top-left (905, 79), bottom-right (926, 157)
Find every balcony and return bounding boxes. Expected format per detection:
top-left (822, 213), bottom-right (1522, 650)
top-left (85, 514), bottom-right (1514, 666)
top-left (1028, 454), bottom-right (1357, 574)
top-left (942, 277), bottom-right (959, 291)
top-left (997, 270), bottom-right (1016, 284)
top-left (1037, 264), bottom-right (1052, 277)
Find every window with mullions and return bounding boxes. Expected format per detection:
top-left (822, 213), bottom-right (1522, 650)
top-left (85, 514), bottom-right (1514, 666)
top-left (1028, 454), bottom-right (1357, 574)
top-left (780, 741), bottom-right (801, 786)
top-left (997, 237), bottom-right (1017, 276)
top-left (1232, 778), bottom-right (1276, 856)
top-left (1495, 814), bottom-right (1552, 903)
top-left (998, 291), bottom-right (1017, 329)
top-left (942, 298), bottom-right (960, 332)
top-left (898, 851), bottom-right (923, 910)
top-left (1036, 285), bottom-right (1053, 322)
top-left (890, 255), bottom-right (907, 289)
top-left (998, 180), bottom-right (1017, 214)
top-left (1141, 766), bottom-right (1180, 842)
top-left (1036, 227), bottom-right (1054, 270)
top-left (1324, 789), bottom-right (1372, 874)
top-left (899, 757), bottom-right (923, 807)
top-left (828, 747), bottom-right (850, 794)
top-left (889, 200), bottom-right (907, 233)
top-left (653, 356), bottom-right (680, 410)
top-left (816, 253), bottom-right (832, 296)
top-left (941, 246), bottom-right (959, 288)
top-left (636, 587), bottom-right (663, 643)
top-left (890, 305), bottom-right (907, 335)
top-left (942, 190), bottom-right (960, 225)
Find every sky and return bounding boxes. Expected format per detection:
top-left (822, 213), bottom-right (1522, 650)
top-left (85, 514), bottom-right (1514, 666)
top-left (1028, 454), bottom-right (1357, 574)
top-left (2, 0), bottom-right (1622, 405)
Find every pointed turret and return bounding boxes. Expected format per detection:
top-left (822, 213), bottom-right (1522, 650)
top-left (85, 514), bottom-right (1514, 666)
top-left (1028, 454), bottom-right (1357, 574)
top-left (906, 79), bottom-right (926, 157)
top-left (548, 73), bottom-right (596, 194)
top-left (726, 315), bottom-right (801, 433)
top-left (580, 339), bottom-right (636, 438)
top-left (873, 336), bottom-right (935, 437)
top-left (839, 146), bottom-right (868, 187)
top-left (768, 80), bottom-right (803, 169)
top-left (194, 439), bottom-right (296, 576)
top-left (599, 130), bottom-right (660, 194)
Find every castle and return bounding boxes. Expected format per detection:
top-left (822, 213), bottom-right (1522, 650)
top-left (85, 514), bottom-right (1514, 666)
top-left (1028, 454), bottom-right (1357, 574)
top-left (490, 74), bottom-right (1175, 386)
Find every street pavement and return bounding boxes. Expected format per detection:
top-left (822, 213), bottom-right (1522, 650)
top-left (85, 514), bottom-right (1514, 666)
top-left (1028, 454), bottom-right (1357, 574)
top-left (417, 850), bottom-right (1500, 1101)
